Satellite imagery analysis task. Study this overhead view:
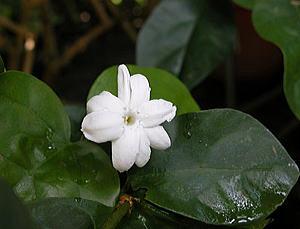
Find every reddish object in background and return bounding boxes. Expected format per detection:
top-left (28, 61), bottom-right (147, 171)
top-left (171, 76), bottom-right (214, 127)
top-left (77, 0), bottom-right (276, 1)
top-left (233, 5), bottom-right (282, 80)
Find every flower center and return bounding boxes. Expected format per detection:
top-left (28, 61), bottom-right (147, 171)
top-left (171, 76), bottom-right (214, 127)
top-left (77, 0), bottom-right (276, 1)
top-left (124, 113), bottom-right (136, 126)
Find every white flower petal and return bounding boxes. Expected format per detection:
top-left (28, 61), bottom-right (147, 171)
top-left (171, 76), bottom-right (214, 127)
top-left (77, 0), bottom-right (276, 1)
top-left (130, 74), bottom-right (150, 109)
top-left (138, 99), bottom-right (177, 127)
top-left (144, 126), bottom-right (171, 150)
top-left (118, 64), bottom-right (131, 105)
top-left (112, 127), bottom-right (140, 172)
top-left (135, 128), bottom-right (151, 167)
top-left (87, 91), bottom-right (125, 114)
top-left (81, 111), bottom-right (124, 143)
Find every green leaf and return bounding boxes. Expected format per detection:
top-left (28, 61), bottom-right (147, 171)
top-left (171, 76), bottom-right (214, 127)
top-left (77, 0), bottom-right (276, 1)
top-left (136, 0), bottom-right (236, 88)
top-left (29, 198), bottom-right (113, 229)
top-left (33, 141), bottom-right (120, 206)
top-left (88, 65), bottom-right (200, 116)
top-left (0, 55), bottom-right (4, 73)
top-left (65, 104), bottom-right (85, 141)
top-left (0, 71), bottom-right (120, 206)
top-left (129, 109), bottom-right (299, 225)
top-left (30, 198), bottom-right (93, 229)
top-left (0, 178), bottom-right (34, 229)
top-left (233, 0), bottom-right (300, 119)
top-left (118, 201), bottom-right (226, 229)
top-left (233, 0), bottom-right (254, 9)
top-left (0, 71), bottom-right (70, 143)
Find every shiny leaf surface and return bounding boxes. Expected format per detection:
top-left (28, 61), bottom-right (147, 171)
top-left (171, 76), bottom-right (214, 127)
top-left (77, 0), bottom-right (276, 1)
top-left (129, 109), bottom-right (299, 225)
top-left (88, 65), bottom-right (200, 115)
top-left (136, 0), bottom-right (236, 88)
top-left (0, 71), bottom-right (120, 206)
top-left (118, 201), bottom-right (226, 229)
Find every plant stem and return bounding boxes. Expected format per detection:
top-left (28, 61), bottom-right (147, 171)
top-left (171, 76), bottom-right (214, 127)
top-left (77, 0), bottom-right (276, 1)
top-left (102, 202), bottom-right (130, 229)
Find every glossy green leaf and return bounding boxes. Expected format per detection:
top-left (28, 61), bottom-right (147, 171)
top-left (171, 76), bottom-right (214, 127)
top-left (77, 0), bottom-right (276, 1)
top-left (30, 198), bottom-right (113, 229)
top-left (0, 71), bottom-right (120, 206)
top-left (88, 65), bottom-right (200, 115)
top-left (65, 104), bottom-right (85, 141)
top-left (0, 71), bottom-right (70, 143)
top-left (233, 0), bottom-right (300, 119)
top-left (0, 179), bottom-right (34, 229)
top-left (118, 200), bottom-right (267, 229)
top-left (118, 201), bottom-right (226, 229)
top-left (0, 55), bottom-right (4, 73)
top-left (30, 198), bottom-right (93, 229)
top-left (129, 109), bottom-right (299, 225)
top-left (136, 0), bottom-right (236, 88)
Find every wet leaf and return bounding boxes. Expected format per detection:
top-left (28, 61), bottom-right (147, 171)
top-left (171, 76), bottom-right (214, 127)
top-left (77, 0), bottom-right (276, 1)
top-left (0, 71), bottom-right (120, 206)
top-left (129, 109), bottom-right (299, 225)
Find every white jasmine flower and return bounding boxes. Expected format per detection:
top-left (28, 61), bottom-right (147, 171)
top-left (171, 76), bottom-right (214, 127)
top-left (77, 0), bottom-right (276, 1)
top-left (81, 65), bottom-right (176, 172)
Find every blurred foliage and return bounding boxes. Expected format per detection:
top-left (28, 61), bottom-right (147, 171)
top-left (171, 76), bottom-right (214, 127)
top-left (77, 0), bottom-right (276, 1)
top-left (137, 0), bottom-right (236, 89)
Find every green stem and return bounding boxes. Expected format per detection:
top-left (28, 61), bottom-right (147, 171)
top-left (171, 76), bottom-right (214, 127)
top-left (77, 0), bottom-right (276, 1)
top-left (102, 202), bottom-right (131, 229)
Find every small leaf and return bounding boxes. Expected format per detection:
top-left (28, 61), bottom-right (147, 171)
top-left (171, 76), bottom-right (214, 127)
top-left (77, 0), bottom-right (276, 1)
top-left (88, 65), bottom-right (200, 115)
top-left (136, 0), bottom-right (236, 88)
top-left (0, 178), bottom-right (34, 229)
top-left (129, 109), bottom-right (299, 225)
top-left (29, 198), bottom-right (113, 229)
top-left (0, 71), bottom-right (120, 206)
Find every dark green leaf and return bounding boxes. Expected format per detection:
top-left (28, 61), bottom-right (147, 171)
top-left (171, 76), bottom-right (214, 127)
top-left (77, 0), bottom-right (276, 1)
top-left (0, 71), bottom-right (120, 206)
top-left (0, 137), bottom-right (119, 206)
top-left (33, 141), bottom-right (120, 206)
top-left (118, 201), bottom-right (225, 229)
top-left (136, 0), bottom-right (236, 88)
top-left (129, 109), bottom-right (299, 225)
top-left (65, 104), bottom-right (85, 141)
top-left (234, 0), bottom-right (300, 119)
top-left (29, 198), bottom-right (113, 229)
top-left (0, 55), bottom-right (4, 73)
top-left (0, 71), bottom-right (70, 143)
top-left (0, 178), bottom-right (34, 229)
top-left (88, 65), bottom-right (200, 116)
top-left (30, 198), bottom-right (93, 229)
